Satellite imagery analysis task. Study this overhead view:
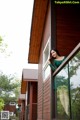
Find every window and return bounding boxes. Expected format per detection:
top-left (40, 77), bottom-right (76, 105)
top-left (43, 37), bottom-right (51, 80)
top-left (9, 102), bottom-right (16, 106)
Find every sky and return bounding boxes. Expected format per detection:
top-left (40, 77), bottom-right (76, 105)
top-left (0, 0), bottom-right (38, 79)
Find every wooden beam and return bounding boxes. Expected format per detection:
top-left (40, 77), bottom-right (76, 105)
top-left (29, 82), bottom-right (33, 120)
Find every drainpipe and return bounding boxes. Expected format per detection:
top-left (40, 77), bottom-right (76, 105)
top-left (68, 63), bottom-right (72, 119)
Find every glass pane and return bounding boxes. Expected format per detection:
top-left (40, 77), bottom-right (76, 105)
top-left (69, 51), bottom-right (80, 120)
top-left (44, 43), bottom-right (49, 63)
top-left (55, 65), bottom-right (70, 120)
top-left (44, 65), bottom-right (50, 80)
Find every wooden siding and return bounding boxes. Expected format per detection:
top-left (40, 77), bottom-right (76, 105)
top-left (32, 82), bottom-right (38, 103)
top-left (4, 105), bottom-right (16, 112)
top-left (27, 82), bottom-right (38, 120)
top-left (21, 80), bottom-right (27, 94)
top-left (56, 5), bottom-right (80, 56)
top-left (22, 100), bottom-right (25, 120)
top-left (32, 82), bottom-right (37, 120)
top-left (43, 78), bottom-right (51, 120)
top-left (37, 2), bottom-right (51, 120)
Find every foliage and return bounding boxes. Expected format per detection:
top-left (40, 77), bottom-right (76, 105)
top-left (69, 51), bottom-right (80, 77)
top-left (69, 51), bottom-right (80, 119)
top-left (55, 75), bottom-right (70, 119)
top-left (71, 87), bottom-right (80, 119)
top-left (55, 51), bottom-right (80, 119)
top-left (54, 76), bottom-right (68, 89)
top-left (0, 35), bottom-right (11, 57)
top-left (0, 36), bottom-right (8, 53)
top-left (0, 98), bottom-right (4, 111)
top-left (0, 36), bottom-right (3, 44)
top-left (0, 72), bottom-right (21, 104)
top-left (51, 51), bottom-right (80, 118)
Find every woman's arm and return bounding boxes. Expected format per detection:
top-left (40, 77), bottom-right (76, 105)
top-left (49, 63), bottom-right (56, 71)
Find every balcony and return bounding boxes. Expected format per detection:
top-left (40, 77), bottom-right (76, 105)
top-left (52, 43), bottom-right (80, 120)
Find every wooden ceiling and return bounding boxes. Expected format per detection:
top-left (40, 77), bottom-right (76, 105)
top-left (28, 1), bottom-right (80, 64)
top-left (28, 0), bottom-right (49, 63)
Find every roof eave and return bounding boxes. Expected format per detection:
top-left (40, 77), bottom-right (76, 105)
top-left (28, 0), bottom-right (49, 63)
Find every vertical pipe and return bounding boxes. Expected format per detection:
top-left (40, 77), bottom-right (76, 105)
top-left (29, 82), bottom-right (33, 120)
top-left (68, 63), bottom-right (72, 119)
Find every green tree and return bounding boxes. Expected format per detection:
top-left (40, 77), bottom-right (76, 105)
top-left (0, 72), bottom-right (21, 104)
top-left (69, 51), bottom-right (80, 77)
top-left (69, 86), bottom-right (80, 120)
top-left (0, 35), bottom-right (11, 57)
top-left (55, 51), bottom-right (80, 119)
top-left (0, 36), bottom-right (3, 44)
top-left (0, 98), bottom-right (4, 111)
top-left (0, 36), bottom-right (8, 53)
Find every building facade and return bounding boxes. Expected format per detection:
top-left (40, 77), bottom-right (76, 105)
top-left (28, 0), bottom-right (80, 120)
top-left (19, 69), bottom-right (38, 120)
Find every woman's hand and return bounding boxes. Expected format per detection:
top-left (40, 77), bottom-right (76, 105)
top-left (48, 60), bottom-right (51, 64)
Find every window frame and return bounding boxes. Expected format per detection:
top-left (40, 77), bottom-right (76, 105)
top-left (43, 36), bottom-right (51, 80)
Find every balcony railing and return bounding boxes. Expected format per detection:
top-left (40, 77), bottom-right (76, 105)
top-left (52, 43), bottom-right (80, 120)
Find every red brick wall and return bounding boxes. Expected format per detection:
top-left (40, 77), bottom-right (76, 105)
top-left (4, 104), bottom-right (16, 112)
top-left (37, 2), bottom-right (51, 120)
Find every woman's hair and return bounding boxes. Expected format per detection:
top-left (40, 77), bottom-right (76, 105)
top-left (53, 49), bottom-right (60, 56)
top-left (49, 49), bottom-right (60, 63)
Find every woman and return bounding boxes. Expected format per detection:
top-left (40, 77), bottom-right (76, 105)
top-left (48, 49), bottom-right (66, 72)
top-left (49, 50), bottom-right (69, 116)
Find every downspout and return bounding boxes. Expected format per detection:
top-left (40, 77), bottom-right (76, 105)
top-left (68, 63), bottom-right (72, 119)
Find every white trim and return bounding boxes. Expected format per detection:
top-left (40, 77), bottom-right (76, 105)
top-left (43, 36), bottom-right (51, 80)
top-left (9, 102), bottom-right (16, 106)
top-left (43, 36), bottom-right (51, 67)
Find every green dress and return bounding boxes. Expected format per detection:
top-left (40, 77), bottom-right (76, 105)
top-left (49, 56), bottom-right (66, 90)
top-left (49, 56), bottom-right (66, 72)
